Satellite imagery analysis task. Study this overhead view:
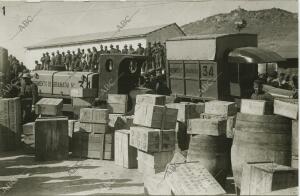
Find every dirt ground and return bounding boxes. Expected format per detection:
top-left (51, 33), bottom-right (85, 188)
top-left (0, 151), bottom-right (144, 196)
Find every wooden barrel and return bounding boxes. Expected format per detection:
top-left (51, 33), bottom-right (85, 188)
top-left (231, 113), bottom-right (292, 188)
top-left (187, 134), bottom-right (230, 187)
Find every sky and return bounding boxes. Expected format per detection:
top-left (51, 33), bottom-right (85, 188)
top-left (0, 0), bottom-right (298, 68)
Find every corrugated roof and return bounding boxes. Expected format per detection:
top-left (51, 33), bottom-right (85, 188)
top-left (27, 23), bottom-right (180, 49)
top-left (167, 33), bottom-right (256, 41)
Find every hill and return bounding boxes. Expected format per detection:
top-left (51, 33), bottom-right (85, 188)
top-left (181, 8), bottom-right (298, 58)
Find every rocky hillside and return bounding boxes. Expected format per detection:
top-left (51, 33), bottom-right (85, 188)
top-left (181, 8), bottom-right (298, 57)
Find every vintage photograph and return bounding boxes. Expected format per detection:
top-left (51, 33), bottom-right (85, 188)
top-left (0, 0), bottom-right (298, 195)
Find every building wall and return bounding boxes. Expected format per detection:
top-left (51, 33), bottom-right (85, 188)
top-left (25, 37), bottom-right (146, 70)
top-left (146, 24), bottom-right (185, 44)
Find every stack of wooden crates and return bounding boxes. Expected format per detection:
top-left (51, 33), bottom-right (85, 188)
top-left (0, 97), bottom-right (21, 151)
top-left (34, 98), bottom-right (69, 161)
top-left (129, 94), bottom-right (178, 175)
top-left (72, 108), bottom-right (113, 160)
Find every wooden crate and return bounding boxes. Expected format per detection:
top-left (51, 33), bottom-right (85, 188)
top-left (274, 99), bottom-right (298, 120)
top-left (199, 113), bottom-right (236, 138)
top-left (80, 108), bottom-right (109, 124)
top-left (22, 122), bottom-right (35, 135)
top-left (143, 172), bottom-right (172, 195)
top-left (241, 99), bottom-right (273, 115)
top-left (136, 94), bottom-right (165, 105)
top-left (72, 132), bottom-right (105, 159)
top-left (70, 88), bottom-right (97, 98)
top-left (134, 104), bottom-right (178, 129)
top-left (108, 114), bottom-right (133, 130)
top-left (205, 100), bottom-right (237, 116)
top-left (107, 94), bottom-right (128, 114)
top-left (79, 122), bottom-right (110, 134)
top-left (166, 102), bottom-right (200, 123)
top-left (130, 126), bottom-right (175, 153)
top-left (35, 118), bottom-right (69, 161)
top-left (35, 98), bottom-right (63, 116)
top-left (114, 129), bottom-right (137, 168)
top-left (241, 162), bottom-right (298, 195)
top-left (187, 118), bottom-right (227, 136)
top-left (164, 162), bottom-right (226, 195)
top-left (138, 150), bottom-right (174, 175)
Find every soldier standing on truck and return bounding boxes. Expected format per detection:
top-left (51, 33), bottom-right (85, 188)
top-left (145, 42), bottom-right (152, 71)
top-left (65, 50), bottom-right (71, 71)
top-left (92, 47), bottom-right (98, 70)
top-left (71, 51), bottom-right (77, 71)
top-left (61, 52), bottom-right (66, 69)
top-left (20, 73), bottom-right (38, 124)
top-left (40, 53), bottom-right (46, 69)
top-left (128, 44), bottom-right (135, 54)
top-left (104, 46), bottom-right (109, 54)
top-left (50, 52), bottom-right (56, 69)
top-left (122, 45), bottom-right (128, 54)
top-left (136, 43), bottom-right (145, 55)
top-left (55, 50), bottom-right (62, 65)
top-left (87, 48), bottom-right (93, 70)
top-left (44, 52), bottom-right (50, 70)
top-left (115, 45), bottom-right (121, 53)
top-left (110, 45), bottom-right (116, 54)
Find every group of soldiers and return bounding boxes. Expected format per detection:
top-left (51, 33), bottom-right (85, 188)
top-left (34, 41), bottom-right (166, 73)
top-left (8, 55), bottom-right (29, 82)
top-left (258, 71), bottom-right (298, 91)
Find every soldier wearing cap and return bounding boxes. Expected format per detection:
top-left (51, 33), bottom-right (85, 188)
top-left (104, 46), bottom-right (109, 54)
top-left (55, 50), bottom-right (62, 65)
top-left (44, 52), bottom-right (51, 70)
top-left (61, 52), bottom-right (66, 69)
top-left (115, 45), bottom-right (121, 53)
top-left (251, 80), bottom-right (273, 101)
top-left (34, 60), bottom-right (42, 70)
top-left (122, 45), bottom-right (128, 54)
top-left (128, 44), bottom-right (135, 54)
top-left (87, 49), bottom-right (93, 70)
top-left (50, 52), bottom-right (56, 69)
top-left (20, 73), bottom-right (38, 123)
top-left (71, 51), bottom-right (77, 71)
top-left (110, 44), bottom-right (116, 54)
top-left (92, 47), bottom-right (98, 70)
top-left (65, 50), bottom-right (71, 70)
top-left (40, 53), bottom-right (46, 69)
top-left (136, 43), bottom-right (145, 55)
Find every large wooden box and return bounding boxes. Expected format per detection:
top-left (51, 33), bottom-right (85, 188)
top-left (114, 129), bottom-right (137, 168)
top-left (80, 108), bottom-right (109, 124)
top-left (35, 98), bottom-right (63, 116)
top-left (70, 88), bottom-right (97, 98)
top-left (79, 122), bottom-right (110, 134)
top-left (205, 100), bottom-right (237, 116)
top-left (130, 126), bottom-right (175, 153)
top-left (187, 118), bottom-right (227, 136)
top-left (164, 162), bottom-right (226, 195)
top-left (22, 122), bottom-right (35, 135)
top-left (199, 113), bottom-right (236, 138)
top-left (274, 99), bottom-right (298, 120)
top-left (35, 118), bottom-right (69, 161)
top-left (107, 94), bottom-right (128, 114)
top-left (241, 162), bottom-right (298, 195)
top-left (136, 94), bottom-right (165, 105)
top-left (241, 99), bottom-right (273, 115)
top-left (72, 132), bottom-right (104, 159)
top-left (166, 102), bottom-right (200, 123)
top-left (134, 104), bottom-right (178, 129)
top-left (137, 150), bottom-right (174, 175)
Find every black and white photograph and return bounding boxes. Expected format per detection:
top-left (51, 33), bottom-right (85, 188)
top-left (0, 0), bottom-right (298, 195)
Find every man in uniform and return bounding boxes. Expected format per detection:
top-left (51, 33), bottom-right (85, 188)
top-left (50, 52), bottom-right (56, 69)
top-left (128, 44), bottom-right (135, 54)
top-left (44, 52), bottom-right (51, 70)
top-left (92, 47), bottom-right (98, 70)
top-left (55, 50), bottom-right (62, 65)
top-left (71, 51), bottom-right (77, 71)
top-left (136, 43), bottom-right (145, 55)
top-left (110, 44), bottom-right (116, 54)
top-left (251, 80), bottom-right (273, 101)
top-left (115, 45), bottom-right (121, 53)
top-left (145, 42), bottom-right (152, 71)
top-left (122, 45), bottom-right (128, 54)
top-left (20, 73), bottom-right (38, 124)
top-left (61, 52), bottom-right (66, 69)
top-left (87, 48), bottom-right (93, 70)
top-left (34, 60), bottom-right (42, 70)
top-left (104, 46), bottom-right (109, 54)
top-left (40, 53), bottom-right (46, 69)
top-left (65, 50), bottom-right (71, 71)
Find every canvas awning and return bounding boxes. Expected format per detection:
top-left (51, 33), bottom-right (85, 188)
top-left (228, 47), bottom-right (285, 63)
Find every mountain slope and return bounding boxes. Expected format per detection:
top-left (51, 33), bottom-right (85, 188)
top-left (181, 8), bottom-right (298, 57)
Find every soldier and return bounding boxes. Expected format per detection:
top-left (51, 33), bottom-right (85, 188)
top-left (44, 52), bottom-right (51, 70)
top-left (12, 58), bottom-right (20, 79)
top-left (19, 62), bottom-right (27, 73)
top-left (136, 43), bottom-right (145, 55)
top-left (251, 80), bottom-right (273, 101)
top-left (128, 44), bottom-right (135, 54)
top-left (152, 42), bottom-right (159, 69)
top-left (40, 53), bottom-right (46, 69)
top-left (55, 50), bottom-right (62, 65)
top-left (65, 50), bottom-right (71, 71)
top-left (104, 46), bottom-right (109, 54)
top-left (110, 44), bottom-right (116, 54)
top-left (61, 52), bottom-right (66, 69)
top-left (122, 45), bottom-right (128, 54)
top-left (87, 48), bottom-right (93, 69)
top-left (75, 50), bottom-right (82, 71)
top-left (20, 73), bottom-right (38, 124)
top-left (71, 51), bottom-right (77, 71)
top-left (34, 60), bottom-right (42, 70)
top-left (115, 45), bottom-right (121, 53)
top-left (50, 52), bottom-right (56, 69)
top-left (144, 42), bottom-right (152, 71)
top-left (92, 47), bottom-right (98, 70)
top-left (99, 45), bottom-right (104, 54)
top-left (157, 42), bottom-right (164, 70)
